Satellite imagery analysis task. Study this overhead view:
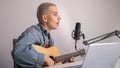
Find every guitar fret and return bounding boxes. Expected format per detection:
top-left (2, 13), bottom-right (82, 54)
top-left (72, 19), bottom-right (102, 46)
top-left (55, 51), bottom-right (81, 63)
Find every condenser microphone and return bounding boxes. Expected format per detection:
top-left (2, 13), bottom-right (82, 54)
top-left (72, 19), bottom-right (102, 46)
top-left (73, 22), bottom-right (81, 40)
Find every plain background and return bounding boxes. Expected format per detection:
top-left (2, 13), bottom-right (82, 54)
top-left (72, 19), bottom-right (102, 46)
top-left (0, 0), bottom-right (120, 68)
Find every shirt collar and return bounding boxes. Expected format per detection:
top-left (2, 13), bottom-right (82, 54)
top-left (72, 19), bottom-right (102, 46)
top-left (37, 22), bottom-right (48, 35)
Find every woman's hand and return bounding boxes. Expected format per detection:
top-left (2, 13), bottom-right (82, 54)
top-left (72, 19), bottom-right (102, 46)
top-left (43, 55), bottom-right (55, 67)
top-left (62, 57), bottom-right (75, 64)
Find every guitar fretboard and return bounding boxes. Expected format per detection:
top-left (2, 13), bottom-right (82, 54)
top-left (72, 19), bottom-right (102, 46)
top-left (54, 49), bottom-right (85, 63)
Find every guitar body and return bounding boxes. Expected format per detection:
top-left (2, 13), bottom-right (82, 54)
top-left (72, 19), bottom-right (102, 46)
top-left (32, 45), bottom-right (60, 57)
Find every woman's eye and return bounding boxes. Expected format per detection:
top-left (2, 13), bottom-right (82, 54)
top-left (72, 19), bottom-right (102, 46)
top-left (54, 13), bottom-right (57, 16)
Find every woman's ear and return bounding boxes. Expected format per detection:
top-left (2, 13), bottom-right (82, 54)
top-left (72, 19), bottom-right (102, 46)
top-left (42, 15), bottom-right (47, 22)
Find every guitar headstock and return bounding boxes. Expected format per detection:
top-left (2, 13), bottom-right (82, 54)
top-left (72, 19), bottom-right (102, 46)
top-left (79, 48), bottom-right (86, 57)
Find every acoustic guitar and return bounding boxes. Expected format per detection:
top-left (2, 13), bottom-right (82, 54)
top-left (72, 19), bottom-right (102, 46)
top-left (32, 45), bottom-right (85, 66)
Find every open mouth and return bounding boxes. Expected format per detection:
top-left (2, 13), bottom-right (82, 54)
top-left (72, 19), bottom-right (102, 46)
top-left (57, 22), bottom-right (59, 25)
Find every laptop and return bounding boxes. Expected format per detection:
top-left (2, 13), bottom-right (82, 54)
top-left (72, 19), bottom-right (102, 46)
top-left (81, 42), bottom-right (120, 68)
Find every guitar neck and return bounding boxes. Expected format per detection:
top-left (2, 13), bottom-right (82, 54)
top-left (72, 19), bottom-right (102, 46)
top-left (54, 49), bottom-right (85, 63)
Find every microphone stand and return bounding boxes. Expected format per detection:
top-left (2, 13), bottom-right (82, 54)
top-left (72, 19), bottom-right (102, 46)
top-left (83, 30), bottom-right (120, 45)
top-left (72, 31), bottom-right (86, 57)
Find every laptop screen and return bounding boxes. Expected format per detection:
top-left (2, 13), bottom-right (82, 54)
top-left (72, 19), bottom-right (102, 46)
top-left (82, 42), bottom-right (120, 68)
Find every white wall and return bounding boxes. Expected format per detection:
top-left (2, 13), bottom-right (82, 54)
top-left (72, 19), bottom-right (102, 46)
top-left (0, 0), bottom-right (120, 68)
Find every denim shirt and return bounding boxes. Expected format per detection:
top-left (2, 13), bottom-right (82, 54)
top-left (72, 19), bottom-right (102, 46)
top-left (11, 23), bottom-right (54, 68)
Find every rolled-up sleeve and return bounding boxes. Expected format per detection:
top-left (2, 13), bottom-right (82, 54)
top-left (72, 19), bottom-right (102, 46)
top-left (12, 28), bottom-right (44, 68)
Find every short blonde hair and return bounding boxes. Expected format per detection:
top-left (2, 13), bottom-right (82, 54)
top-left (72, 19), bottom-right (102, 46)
top-left (37, 2), bottom-right (56, 23)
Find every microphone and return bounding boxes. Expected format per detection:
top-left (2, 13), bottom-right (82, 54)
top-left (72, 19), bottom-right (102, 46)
top-left (72, 22), bottom-right (81, 41)
top-left (72, 22), bottom-right (86, 53)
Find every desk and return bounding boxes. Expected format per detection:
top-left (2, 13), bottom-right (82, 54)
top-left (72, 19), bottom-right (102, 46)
top-left (44, 60), bottom-right (83, 68)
